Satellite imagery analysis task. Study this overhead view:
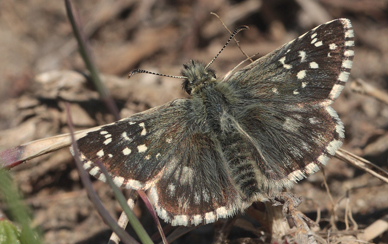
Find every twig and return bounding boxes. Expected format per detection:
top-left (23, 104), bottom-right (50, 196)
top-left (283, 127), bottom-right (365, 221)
top-left (322, 169), bottom-right (338, 230)
top-left (350, 78), bottom-right (388, 105)
top-left (210, 12), bottom-right (253, 63)
top-left (137, 190), bottom-right (168, 244)
top-left (64, 0), bottom-right (120, 120)
top-left (357, 214), bottom-right (388, 241)
top-left (95, 162), bottom-right (154, 244)
top-left (65, 103), bottom-right (136, 244)
top-left (335, 148), bottom-right (388, 184)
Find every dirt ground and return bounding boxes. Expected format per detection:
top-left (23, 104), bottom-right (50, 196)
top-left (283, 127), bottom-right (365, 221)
top-left (0, 0), bottom-right (387, 243)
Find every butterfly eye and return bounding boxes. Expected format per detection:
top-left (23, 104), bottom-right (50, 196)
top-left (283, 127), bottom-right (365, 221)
top-left (207, 69), bottom-right (216, 79)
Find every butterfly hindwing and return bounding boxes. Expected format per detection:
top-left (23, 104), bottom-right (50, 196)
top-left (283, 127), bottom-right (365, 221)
top-left (148, 132), bottom-right (245, 226)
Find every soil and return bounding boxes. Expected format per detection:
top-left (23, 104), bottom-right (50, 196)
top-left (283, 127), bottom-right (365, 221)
top-left (0, 0), bottom-right (387, 243)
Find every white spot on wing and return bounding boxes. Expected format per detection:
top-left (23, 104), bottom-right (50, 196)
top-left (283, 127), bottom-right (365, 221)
top-left (325, 106), bottom-right (339, 119)
top-left (148, 186), bottom-right (159, 201)
top-left (204, 212), bottom-right (216, 224)
top-left (139, 122), bottom-right (147, 136)
top-left (314, 41), bottom-right (323, 47)
top-left (340, 18), bottom-right (352, 29)
top-left (288, 169), bottom-right (305, 182)
top-left (126, 179), bottom-right (144, 189)
top-left (127, 199), bottom-right (135, 209)
top-left (122, 147), bottom-right (132, 155)
top-left (329, 84), bottom-right (344, 100)
top-left (318, 154), bottom-right (330, 165)
top-left (166, 137), bottom-right (172, 143)
top-left (176, 166), bottom-right (194, 184)
top-left (137, 144), bottom-right (147, 153)
top-left (100, 131), bottom-right (108, 135)
top-left (89, 166), bottom-right (100, 176)
top-left (192, 215), bottom-right (203, 226)
top-left (309, 117), bottom-right (319, 124)
top-left (103, 138), bottom-right (112, 145)
top-left (113, 176), bottom-right (125, 187)
top-left (345, 29), bottom-right (354, 38)
top-left (279, 56), bottom-right (292, 69)
top-left (329, 43), bottom-right (337, 50)
top-left (297, 70), bottom-right (306, 79)
top-left (216, 207), bottom-right (228, 217)
top-left (193, 192), bottom-right (201, 205)
top-left (336, 122), bottom-right (345, 138)
top-left (172, 215), bottom-right (189, 226)
top-left (97, 149), bottom-right (104, 157)
top-left (301, 82), bottom-right (308, 88)
top-left (327, 140), bottom-right (342, 155)
top-left (305, 162), bottom-right (320, 174)
top-left (272, 87), bottom-right (279, 94)
top-left (344, 50), bottom-right (354, 57)
top-left (156, 207), bottom-right (170, 224)
top-left (98, 173), bottom-right (106, 181)
top-left (83, 161), bottom-right (92, 170)
top-left (293, 89), bottom-right (299, 95)
top-left (121, 132), bottom-right (132, 142)
top-left (168, 183), bottom-right (176, 195)
top-left (342, 59), bottom-right (353, 69)
top-left (298, 51), bottom-right (306, 62)
top-left (345, 40), bottom-right (354, 47)
top-left (338, 71), bottom-right (350, 82)
top-left (202, 190), bottom-right (210, 202)
top-left (309, 62), bottom-right (319, 69)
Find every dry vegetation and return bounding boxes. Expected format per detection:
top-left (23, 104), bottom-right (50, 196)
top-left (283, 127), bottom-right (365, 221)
top-left (0, 0), bottom-right (387, 243)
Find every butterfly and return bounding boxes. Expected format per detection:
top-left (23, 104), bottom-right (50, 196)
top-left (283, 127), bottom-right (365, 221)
top-left (73, 18), bottom-right (354, 226)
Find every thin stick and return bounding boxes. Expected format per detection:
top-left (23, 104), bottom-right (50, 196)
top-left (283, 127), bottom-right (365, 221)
top-left (335, 148), bottom-right (388, 184)
top-left (65, 0), bottom-right (120, 120)
top-left (205, 26), bottom-right (249, 70)
top-left (211, 12), bottom-right (253, 63)
top-left (66, 103), bottom-right (136, 244)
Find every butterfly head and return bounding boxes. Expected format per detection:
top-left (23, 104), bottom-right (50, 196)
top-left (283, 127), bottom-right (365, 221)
top-left (182, 60), bottom-right (216, 95)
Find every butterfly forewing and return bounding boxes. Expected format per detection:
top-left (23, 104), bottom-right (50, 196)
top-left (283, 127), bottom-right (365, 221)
top-left (225, 18), bottom-right (353, 103)
top-left (76, 99), bottom-right (189, 188)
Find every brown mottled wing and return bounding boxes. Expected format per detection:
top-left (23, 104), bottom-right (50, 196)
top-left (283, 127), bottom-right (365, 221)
top-left (220, 19), bottom-right (354, 194)
top-left (74, 99), bottom-right (246, 226)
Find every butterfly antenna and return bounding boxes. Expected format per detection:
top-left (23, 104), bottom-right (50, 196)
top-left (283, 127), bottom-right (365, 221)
top-left (128, 69), bottom-right (187, 79)
top-left (210, 13), bottom-right (253, 63)
top-left (205, 25), bottom-right (249, 70)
